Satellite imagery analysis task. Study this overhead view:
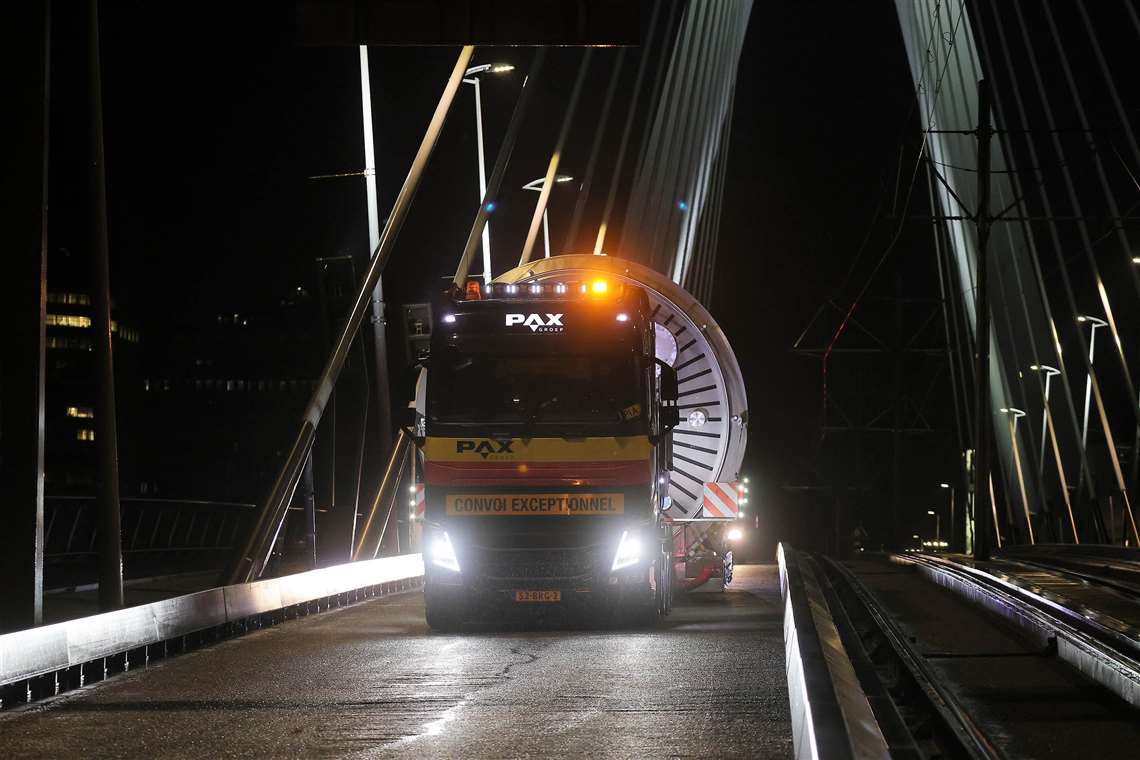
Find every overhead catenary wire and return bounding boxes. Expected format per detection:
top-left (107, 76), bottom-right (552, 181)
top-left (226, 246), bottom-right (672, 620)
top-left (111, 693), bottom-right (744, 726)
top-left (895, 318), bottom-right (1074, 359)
top-left (816, 0), bottom-right (966, 373)
top-left (820, 0), bottom-right (968, 414)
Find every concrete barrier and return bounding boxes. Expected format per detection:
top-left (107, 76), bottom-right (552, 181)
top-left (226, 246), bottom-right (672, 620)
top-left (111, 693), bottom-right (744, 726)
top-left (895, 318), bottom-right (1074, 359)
top-left (778, 544), bottom-right (889, 760)
top-left (1, 553), bottom-right (423, 689)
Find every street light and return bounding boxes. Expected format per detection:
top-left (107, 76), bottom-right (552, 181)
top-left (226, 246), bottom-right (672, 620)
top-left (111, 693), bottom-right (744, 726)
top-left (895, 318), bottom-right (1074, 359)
top-left (463, 63), bottom-right (515, 283)
top-left (1028, 364), bottom-right (1060, 483)
top-left (927, 509), bottom-right (940, 548)
top-left (522, 175), bottom-right (574, 258)
top-left (939, 482), bottom-right (955, 552)
top-left (1027, 363), bottom-right (1078, 541)
top-left (1075, 316), bottom-right (1107, 455)
top-left (1000, 406), bottom-right (1035, 544)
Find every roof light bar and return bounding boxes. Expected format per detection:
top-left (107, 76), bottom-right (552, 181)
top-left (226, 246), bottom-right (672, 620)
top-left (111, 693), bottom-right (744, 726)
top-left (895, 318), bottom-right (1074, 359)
top-left (468, 279), bottom-right (616, 300)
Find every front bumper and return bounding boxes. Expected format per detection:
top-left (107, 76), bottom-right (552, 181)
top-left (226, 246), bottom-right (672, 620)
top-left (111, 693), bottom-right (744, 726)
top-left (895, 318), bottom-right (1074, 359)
top-left (425, 546), bottom-right (656, 617)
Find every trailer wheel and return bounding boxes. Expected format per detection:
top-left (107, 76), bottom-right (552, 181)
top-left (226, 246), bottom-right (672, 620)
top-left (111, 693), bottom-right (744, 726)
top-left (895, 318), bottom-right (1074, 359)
top-left (658, 554), bottom-right (673, 616)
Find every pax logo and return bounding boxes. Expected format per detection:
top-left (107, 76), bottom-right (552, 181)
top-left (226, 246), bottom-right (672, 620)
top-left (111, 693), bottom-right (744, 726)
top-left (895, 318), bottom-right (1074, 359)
top-left (456, 439), bottom-right (515, 459)
top-left (505, 313), bottom-right (564, 332)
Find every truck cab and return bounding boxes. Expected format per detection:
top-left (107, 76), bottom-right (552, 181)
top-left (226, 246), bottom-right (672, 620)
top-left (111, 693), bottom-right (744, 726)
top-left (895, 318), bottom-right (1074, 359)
top-left (418, 277), bottom-right (679, 629)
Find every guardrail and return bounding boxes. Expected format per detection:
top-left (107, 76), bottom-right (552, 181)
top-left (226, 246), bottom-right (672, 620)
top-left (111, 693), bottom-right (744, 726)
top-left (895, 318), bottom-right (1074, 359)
top-left (0, 553), bottom-right (424, 708)
top-left (996, 544), bottom-right (1140, 589)
top-left (45, 496), bottom-right (256, 559)
top-left (778, 544), bottom-right (890, 760)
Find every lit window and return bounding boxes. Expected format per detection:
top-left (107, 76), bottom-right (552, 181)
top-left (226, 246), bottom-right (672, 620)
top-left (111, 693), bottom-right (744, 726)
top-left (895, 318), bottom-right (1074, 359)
top-left (46, 314), bottom-right (91, 328)
top-left (66, 406), bottom-right (94, 419)
top-left (77, 429), bottom-right (95, 442)
top-left (47, 293), bottom-right (91, 306)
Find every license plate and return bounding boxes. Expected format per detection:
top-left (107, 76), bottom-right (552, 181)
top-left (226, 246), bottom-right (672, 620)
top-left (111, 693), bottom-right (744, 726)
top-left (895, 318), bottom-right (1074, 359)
top-left (514, 590), bottom-right (561, 603)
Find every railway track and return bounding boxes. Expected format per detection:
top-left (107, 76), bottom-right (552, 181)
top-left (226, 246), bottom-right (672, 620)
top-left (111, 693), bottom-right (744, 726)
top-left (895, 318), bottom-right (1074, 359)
top-left (797, 550), bottom-right (1140, 758)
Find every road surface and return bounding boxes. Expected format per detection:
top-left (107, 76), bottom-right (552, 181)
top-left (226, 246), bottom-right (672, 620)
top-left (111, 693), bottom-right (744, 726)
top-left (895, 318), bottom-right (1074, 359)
top-left (1, 565), bottom-right (791, 758)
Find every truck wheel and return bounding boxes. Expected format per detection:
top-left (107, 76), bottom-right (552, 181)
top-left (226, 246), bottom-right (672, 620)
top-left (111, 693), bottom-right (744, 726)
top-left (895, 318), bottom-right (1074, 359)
top-left (424, 589), bottom-right (463, 632)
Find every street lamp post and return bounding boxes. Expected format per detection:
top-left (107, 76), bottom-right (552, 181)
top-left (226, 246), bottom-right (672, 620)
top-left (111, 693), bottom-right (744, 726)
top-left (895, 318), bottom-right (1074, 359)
top-left (522, 175), bottom-right (574, 258)
top-left (1000, 406), bottom-right (1035, 544)
top-left (358, 46), bottom-right (394, 461)
top-left (927, 509), bottom-right (941, 549)
top-left (1076, 316), bottom-right (1107, 453)
top-left (463, 63), bottom-right (514, 283)
top-left (1029, 363), bottom-right (1079, 542)
top-left (939, 482), bottom-right (954, 551)
top-left (1028, 365), bottom-right (1061, 485)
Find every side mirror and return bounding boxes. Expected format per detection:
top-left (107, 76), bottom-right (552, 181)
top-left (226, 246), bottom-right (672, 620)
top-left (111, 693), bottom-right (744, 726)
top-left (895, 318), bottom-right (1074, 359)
top-left (655, 360), bottom-right (680, 431)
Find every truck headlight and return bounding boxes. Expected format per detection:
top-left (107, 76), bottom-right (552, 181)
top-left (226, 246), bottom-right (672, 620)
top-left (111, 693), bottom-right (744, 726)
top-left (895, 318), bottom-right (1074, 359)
top-left (611, 530), bottom-right (641, 571)
top-left (430, 531), bottom-right (460, 573)
top-left (726, 528), bottom-right (743, 542)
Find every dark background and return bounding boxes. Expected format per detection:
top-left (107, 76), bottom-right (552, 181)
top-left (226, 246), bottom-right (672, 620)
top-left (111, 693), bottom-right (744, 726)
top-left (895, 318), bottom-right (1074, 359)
top-left (41, 1), bottom-right (942, 558)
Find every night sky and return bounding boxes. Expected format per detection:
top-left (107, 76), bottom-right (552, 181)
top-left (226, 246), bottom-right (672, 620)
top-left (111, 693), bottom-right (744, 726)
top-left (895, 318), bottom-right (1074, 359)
top-left (46, 2), bottom-right (935, 552)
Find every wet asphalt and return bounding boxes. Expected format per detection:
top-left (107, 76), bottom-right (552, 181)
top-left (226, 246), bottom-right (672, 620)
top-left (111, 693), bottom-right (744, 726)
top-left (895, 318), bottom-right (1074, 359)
top-left (1, 564), bottom-right (792, 759)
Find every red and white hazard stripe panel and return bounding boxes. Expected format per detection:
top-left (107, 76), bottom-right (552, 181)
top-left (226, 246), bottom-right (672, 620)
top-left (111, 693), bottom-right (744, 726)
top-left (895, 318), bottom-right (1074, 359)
top-left (700, 481), bottom-right (741, 519)
top-left (414, 483), bottom-right (425, 518)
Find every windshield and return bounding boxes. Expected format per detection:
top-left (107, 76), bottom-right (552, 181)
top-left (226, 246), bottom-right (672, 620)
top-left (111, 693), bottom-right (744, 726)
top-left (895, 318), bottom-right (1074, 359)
top-left (429, 352), bottom-right (646, 432)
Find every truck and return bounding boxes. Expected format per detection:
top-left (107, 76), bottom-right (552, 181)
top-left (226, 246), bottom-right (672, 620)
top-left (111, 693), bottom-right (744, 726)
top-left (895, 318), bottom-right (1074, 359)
top-left (416, 276), bottom-right (680, 629)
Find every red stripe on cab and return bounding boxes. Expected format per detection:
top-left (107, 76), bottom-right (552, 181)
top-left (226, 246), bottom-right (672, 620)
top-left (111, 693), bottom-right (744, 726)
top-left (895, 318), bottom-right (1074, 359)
top-left (424, 459), bottom-right (650, 487)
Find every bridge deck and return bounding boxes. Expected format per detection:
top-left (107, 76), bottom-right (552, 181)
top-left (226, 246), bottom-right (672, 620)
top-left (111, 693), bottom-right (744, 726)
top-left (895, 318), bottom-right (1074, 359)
top-left (1, 565), bottom-right (791, 758)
